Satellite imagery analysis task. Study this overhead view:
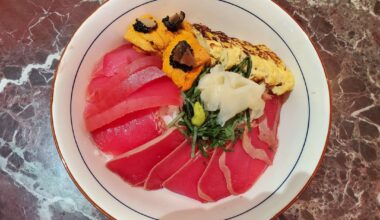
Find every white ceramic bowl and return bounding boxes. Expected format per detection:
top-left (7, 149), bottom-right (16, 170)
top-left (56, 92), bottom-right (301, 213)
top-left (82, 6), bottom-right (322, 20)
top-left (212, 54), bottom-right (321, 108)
top-left (51, 0), bottom-right (331, 219)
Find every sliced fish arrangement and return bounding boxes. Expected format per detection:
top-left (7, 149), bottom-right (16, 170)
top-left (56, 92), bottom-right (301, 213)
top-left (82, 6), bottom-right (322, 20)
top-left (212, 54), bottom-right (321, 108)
top-left (83, 11), bottom-right (293, 202)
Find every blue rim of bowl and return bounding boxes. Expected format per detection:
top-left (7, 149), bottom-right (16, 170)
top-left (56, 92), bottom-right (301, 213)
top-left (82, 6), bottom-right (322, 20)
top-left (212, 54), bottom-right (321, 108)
top-left (51, 0), bottom-right (321, 219)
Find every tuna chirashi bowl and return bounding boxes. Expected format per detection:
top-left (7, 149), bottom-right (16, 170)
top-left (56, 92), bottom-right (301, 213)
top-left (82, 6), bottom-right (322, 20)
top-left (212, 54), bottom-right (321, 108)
top-left (52, 1), bottom-right (331, 218)
top-left (83, 11), bottom-right (296, 203)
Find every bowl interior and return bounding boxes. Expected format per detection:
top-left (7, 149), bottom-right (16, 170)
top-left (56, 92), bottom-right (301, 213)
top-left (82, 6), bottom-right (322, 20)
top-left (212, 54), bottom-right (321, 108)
top-left (53, 0), bottom-right (329, 219)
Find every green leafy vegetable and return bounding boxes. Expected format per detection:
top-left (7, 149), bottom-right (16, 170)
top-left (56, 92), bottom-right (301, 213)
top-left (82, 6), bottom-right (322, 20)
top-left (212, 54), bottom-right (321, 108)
top-left (171, 56), bottom-right (254, 157)
top-left (228, 56), bottom-right (252, 78)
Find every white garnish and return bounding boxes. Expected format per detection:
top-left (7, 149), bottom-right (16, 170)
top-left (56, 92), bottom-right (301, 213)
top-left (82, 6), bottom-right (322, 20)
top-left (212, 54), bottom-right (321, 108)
top-left (198, 65), bottom-right (265, 125)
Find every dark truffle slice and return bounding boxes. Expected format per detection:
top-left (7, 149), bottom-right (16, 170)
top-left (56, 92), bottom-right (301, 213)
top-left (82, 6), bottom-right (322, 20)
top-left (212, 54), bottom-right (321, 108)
top-left (170, 40), bottom-right (195, 72)
top-left (133, 17), bottom-right (158, 33)
top-left (162, 11), bottom-right (185, 32)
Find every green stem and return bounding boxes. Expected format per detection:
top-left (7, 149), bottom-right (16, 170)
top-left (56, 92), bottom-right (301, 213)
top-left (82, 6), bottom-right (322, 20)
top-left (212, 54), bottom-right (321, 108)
top-left (244, 56), bottom-right (252, 78)
top-left (167, 112), bottom-right (185, 128)
top-left (177, 127), bottom-right (189, 138)
top-left (191, 127), bottom-right (198, 158)
top-left (183, 117), bottom-right (194, 132)
top-left (246, 109), bottom-right (251, 131)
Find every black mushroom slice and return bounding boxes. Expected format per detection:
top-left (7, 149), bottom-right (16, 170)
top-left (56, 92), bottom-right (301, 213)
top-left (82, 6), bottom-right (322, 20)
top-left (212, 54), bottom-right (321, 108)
top-left (170, 40), bottom-right (195, 72)
top-left (162, 11), bottom-right (186, 32)
top-left (133, 17), bottom-right (158, 33)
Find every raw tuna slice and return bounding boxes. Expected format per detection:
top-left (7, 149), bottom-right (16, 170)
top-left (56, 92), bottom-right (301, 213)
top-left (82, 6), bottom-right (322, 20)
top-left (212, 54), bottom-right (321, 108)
top-left (85, 66), bottom-right (166, 118)
top-left (264, 95), bottom-right (282, 131)
top-left (87, 55), bottom-right (162, 100)
top-left (91, 108), bottom-right (165, 155)
top-left (258, 95), bottom-right (282, 149)
top-left (87, 74), bottom-right (107, 96)
top-left (107, 128), bottom-right (185, 185)
top-left (85, 77), bottom-right (182, 131)
top-left (241, 129), bottom-right (272, 165)
top-left (198, 148), bottom-right (230, 202)
top-left (163, 152), bottom-right (211, 202)
top-left (90, 58), bottom-right (106, 78)
top-left (118, 55), bottom-right (162, 79)
top-left (144, 141), bottom-right (193, 190)
top-left (103, 44), bottom-right (146, 77)
top-left (135, 181), bottom-right (145, 187)
top-left (250, 127), bottom-right (276, 161)
top-left (219, 140), bottom-right (268, 195)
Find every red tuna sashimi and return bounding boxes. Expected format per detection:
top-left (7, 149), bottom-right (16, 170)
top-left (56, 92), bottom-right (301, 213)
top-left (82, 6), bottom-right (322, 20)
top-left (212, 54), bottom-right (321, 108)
top-left (107, 128), bottom-right (185, 185)
top-left (258, 96), bottom-right (282, 149)
top-left (90, 58), bottom-right (105, 78)
top-left (144, 141), bottom-right (193, 190)
top-left (91, 108), bottom-right (165, 155)
top-left (117, 54), bottom-right (162, 79)
top-left (87, 55), bottom-right (162, 100)
top-left (264, 95), bottom-right (282, 132)
top-left (241, 129), bottom-right (272, 165)
top-left (87, 72), bottom-right (107, 96)
top-left (219, 122), bottom-right (276, 195)
top-left (250, 127), bottom-right (276, 161)
top-left (198, 148), bottom-right (230, 202)
top-left (219, 140), bottom-right (269, 195)
top-left (163, 152), bottom-right (211, 202)
top-left (102, 44), bottom-right (146, 77)
top-left (84, 66), bottom-right (165, 118)
top-left (85, 77), bottom-right (182, 131)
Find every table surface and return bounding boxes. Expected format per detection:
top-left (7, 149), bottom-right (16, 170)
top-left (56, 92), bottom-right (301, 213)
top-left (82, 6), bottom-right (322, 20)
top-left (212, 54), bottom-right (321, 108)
top-left (0, 0), bottom-right (379, 219)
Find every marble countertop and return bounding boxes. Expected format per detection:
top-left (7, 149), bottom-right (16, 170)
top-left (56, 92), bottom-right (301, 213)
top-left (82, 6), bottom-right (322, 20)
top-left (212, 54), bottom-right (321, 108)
top-left (0, 0), bottom-right (379, 219)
